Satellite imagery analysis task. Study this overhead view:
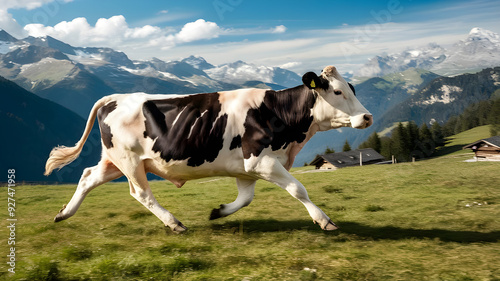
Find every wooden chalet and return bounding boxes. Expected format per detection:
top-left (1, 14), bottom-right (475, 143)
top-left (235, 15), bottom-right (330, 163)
top-left (309, 148), bottom-right (385, 170)
top-left (463, 136), bottom-right (500, 161)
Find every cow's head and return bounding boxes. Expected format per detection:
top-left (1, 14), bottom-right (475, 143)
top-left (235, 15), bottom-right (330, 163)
top-left (302, 65), bottom-right (373, 131)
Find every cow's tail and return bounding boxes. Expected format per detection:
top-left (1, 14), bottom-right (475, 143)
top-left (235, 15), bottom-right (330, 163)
top-left (44, 96), bottom-right (115, 176)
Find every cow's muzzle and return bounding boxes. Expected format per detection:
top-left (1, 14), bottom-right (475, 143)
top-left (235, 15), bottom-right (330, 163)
top-left (351, 113), bottom-right (373, 129)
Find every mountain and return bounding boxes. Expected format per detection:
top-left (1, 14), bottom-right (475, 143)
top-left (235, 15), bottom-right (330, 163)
top-left (204, 60), bottom-right (302, 88)
top-left (375, 67), bottom-right (500, 127)
top-left (355, 43), bottom-right (446, 78)
top-left (0, 30), bottom-right (299, 118)
top-left (181, 55), bottom-right (215, 70)
top-left (432, 28), bottom-right (500, 76)
top-left (24, 35), bottom-right (76, 55)
top-left (355, 28), bottom-right (500, 78)
top-left (0, 75), bottom-right (100, 182)
top-left (0, 29), bottom-right (19, 43)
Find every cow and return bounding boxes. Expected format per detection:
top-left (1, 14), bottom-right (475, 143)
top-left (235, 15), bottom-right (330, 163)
top-left (44, 65), bottom-right (372, 233)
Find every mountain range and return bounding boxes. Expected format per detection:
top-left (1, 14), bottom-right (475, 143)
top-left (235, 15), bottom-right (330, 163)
top-left (1, 27), bottom-right (500, 182)
top-left (0, 29), bottom-right (300, 117)
top-left (355, 27), bottom-right (500, 77)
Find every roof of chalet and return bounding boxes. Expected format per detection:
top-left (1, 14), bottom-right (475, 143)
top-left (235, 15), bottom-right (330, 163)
top-left (309, 148), bottom-right (385, 168)
top-left (463, 136), bottom-right (500, 149)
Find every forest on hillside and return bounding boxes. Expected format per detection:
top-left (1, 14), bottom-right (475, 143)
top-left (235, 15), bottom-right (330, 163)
top-left (358, 97), bottom-right (500, 162)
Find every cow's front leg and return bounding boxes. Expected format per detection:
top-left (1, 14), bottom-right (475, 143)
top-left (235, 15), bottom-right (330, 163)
top-left (248, 156), bottom-right (338, 230)
top-left (210, 178), bottom-right (256, 220)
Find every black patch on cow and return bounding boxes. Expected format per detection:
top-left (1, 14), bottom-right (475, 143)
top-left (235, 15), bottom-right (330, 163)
top-left (97, 101), bottom-right (117, 149)
top-left (142, 93), bottom-right (228, 167)
top-left (348, 83), bottom-right (356, 96)
top-left (230, 135), bottom-right (242, 150)
top-left (241, 85), bottom-right (316, 159)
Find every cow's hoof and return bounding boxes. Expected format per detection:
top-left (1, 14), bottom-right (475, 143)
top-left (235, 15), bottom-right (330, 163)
top-left (54, 212), bottom-right (66, 222)
top-left (323, 220), bottom-right (339, 231)
top-left (169, 222), bottom-right (188, 234)
top-left (209, 205), bottom-right (225, 220)
top-left (54, 204), bottom-right (67, 222)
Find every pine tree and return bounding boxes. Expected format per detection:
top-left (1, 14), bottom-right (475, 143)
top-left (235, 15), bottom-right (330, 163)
top-left (488, 99), bottom-right (500, 136)
top-left (324, 146), bottom-right (335, 154)
top-left (358, 131), bottom-right (382, 153)
top-left (392, 123), bottom-right (411, 161)
top-left (442, 116), bottom-right (457, 137)
top-left (418, 123), bottom-right (435, 158)
top-left (407, 122), bottom-right (419, 149)
top-left (370, 132), bottom-right (382, 153)
top-left (431, 121), bottom-right (445, 147)
top-left (419, 123), bottom-right (432, 142)
top-left (342, 140), bottom-right (351, 152)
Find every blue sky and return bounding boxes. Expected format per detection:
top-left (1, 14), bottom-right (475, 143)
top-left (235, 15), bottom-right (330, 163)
top-left (1, 0), bottom-right (499, 74)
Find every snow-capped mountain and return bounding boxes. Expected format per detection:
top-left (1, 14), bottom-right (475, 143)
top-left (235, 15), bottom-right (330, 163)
top-left (355, 43), bottom-right (446, 77)
top-left (0, 29), bottom-right (25, 54)
top-left (0, 30), bottom-right (302, 117)
top-left (204, 60), bottom-right (301, 88)
top-left (181, 55), bottom-right (215, 70)
top-left (432, 28), bottom-right (500, 76)
top-left (355, 28), bottom-right (500, 77)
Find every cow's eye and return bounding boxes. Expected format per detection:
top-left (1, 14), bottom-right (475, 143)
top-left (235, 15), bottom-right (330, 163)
top-left (334, 90), bottom-right (342, 96)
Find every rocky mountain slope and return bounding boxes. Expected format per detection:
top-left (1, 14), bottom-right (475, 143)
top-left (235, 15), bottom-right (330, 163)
top-left (355, 28), bottom-right (500, 77)
top-left (0, 29), bottom-right (301, 117)
top-left (0, 75), bottom-right (100, 182)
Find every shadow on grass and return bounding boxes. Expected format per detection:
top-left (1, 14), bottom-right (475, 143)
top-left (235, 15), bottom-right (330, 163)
top-left (433, 144), bottom-right (467, 157)
top-left (338, 221), bottom-right (500, 243)
top-left (211, 219), bottom-right (500, 243)
top-left (210, 219), bottom-right (316, 233)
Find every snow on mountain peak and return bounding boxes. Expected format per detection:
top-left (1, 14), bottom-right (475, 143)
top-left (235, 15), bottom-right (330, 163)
top-left (467, 27), bottom-right (500, 44)
top-left (356, 27), bottom-right (500, 77)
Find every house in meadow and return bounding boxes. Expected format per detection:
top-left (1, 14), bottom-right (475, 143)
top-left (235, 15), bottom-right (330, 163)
top-left (463, 136), bottom-right (500, 161)
top-left (309, 148), bottom-right (385, 170)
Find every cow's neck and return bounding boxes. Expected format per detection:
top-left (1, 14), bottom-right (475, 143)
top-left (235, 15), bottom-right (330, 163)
top-left (262, 85), bottom-right (319, 170)
top-left (262, 85), bottom-right (317, 128)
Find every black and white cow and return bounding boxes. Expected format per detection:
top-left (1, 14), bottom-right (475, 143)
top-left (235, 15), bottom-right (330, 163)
top-left (45, 65), bottom-right (372, 233)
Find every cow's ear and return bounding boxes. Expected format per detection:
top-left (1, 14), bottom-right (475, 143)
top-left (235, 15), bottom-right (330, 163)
top-left (348, 83), bottom-right (356, 96)
top-left (302, 72), bottom-right (328, 90)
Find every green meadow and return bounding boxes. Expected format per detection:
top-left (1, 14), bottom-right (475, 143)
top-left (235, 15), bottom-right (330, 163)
top-left (2, 126), bottom-right (499, 280)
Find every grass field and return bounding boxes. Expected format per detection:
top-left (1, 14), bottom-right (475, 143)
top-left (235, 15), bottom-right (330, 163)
top-left (3, 126), bottom-right (500, 280)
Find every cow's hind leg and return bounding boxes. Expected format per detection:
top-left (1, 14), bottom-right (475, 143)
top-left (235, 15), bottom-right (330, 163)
top-left (210, 178), bottom-right (256, 220)
top-left (54, 159), bottom-right (123, 222)
top-left (126, 161), bottom-right (187, 233)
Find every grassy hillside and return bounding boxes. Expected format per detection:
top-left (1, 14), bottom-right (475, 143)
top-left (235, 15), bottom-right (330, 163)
top-left (3, 127), bottom-right (499, 280)
top-left (435, 125), bottom-right (494, 157)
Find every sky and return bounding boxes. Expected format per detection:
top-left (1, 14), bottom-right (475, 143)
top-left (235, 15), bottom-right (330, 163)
top-left (1, 0), bottom-right (499, 74)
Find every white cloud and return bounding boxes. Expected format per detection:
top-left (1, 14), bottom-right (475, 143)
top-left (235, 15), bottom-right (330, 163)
top-left (0, 0), bottom-right (73, 38)
top-left (23, 16), bottom-right (223, 53)
top-left (0, 9), bottom-right (25, 38)
top-left (175, 19), bottom-right (222, 43)
top-left (280, 62), bottom-right (302, 69)
top-left (271, 25), bottom-right (287, 34)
